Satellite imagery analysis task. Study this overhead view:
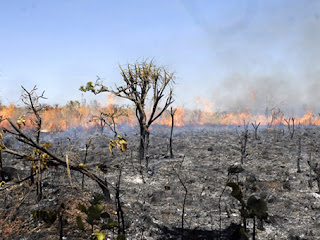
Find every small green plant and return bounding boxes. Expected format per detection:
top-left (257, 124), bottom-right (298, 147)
top-left (77, 194), bottom-right (124, 240)
top-left (227, 182), bottom-right (268, 240)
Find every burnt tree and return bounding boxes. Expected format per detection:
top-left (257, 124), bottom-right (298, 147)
top-left (21, 86), bottom-right (46, 200)
top-left (284, 117), bottom-right (295, 139)
top-left (238, 121), bottom-right (249, 164)
top-left (80, 60), bottom-right (175, 167)
top-left (251, 121), bottom-right (260, 140)
top-left (169, 107), bottom-right (177, 158)
top-left (297, 136), bottom-right (302, 173)
top-left (90, 105), bottom-right (127, 136)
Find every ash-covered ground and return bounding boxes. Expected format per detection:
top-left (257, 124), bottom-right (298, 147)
top-left (1, 125), bottom-right (320, 239)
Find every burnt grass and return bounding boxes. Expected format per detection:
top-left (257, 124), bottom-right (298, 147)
top-left (1, 125), bottom-right (320, 239)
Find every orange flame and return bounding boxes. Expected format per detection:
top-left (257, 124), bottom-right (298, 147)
top-left (1, 100), bottom-right (320, 132)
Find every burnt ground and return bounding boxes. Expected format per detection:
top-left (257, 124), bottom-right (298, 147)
top-left (0, 125), bottom-right (320, 240)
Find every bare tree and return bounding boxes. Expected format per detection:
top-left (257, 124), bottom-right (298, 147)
top-left (169, 107), bottom-right (177, 158)
top-left (90, 105), bottom-right (127, 136)
top-left (21, 86), bottom-right (46, 200)
top-left (251, 121), bottom-right (261, 140)
top-left (80, 60), bottom-right (175, 167)
top-left (284, 117), bottom-right (295, 139)
top-left (238, 121), bottom-right (249, 164)
top-left (264, 94), bottom-right (284, 129)
top-left (21, 86), bottom-right (46, 144)
top-left (297, 136), bottom-right (302, 173)
top-left (173, 157), bottom-right (187, 240)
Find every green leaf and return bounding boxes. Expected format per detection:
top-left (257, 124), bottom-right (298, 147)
top-left (227, 182), bottom-right (244, 205)
top-left (87, 204), bottom-right (104, 220)
top-left (246, 196), bottom-right (268, 219)
top-left (76, 216), bottom-right (85, 230)
top-left (0, 181), bottom-right (5, 187)
top-left (239, 208), bottom-right (249, 218)
top-left (93, 194), bottom-right (105, 203)
top-left (78, 204), bottom-right (87, 213)
top-left (78, 163), bottom-right (87, 168)
top-left (93, 232), bottom-right (106, 240)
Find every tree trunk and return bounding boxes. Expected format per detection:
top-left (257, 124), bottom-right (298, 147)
top-left (100, 119), bottom-right (104, 135)
top-left (170, 112), bottom-right (174, 158)
top-left (145, 130), bottom-right (150, 168)
top-left (297, 137), bottom-right (302, 173)
top-left (253, 217), bottom-right (256, 240)
top-left (98, 178), bottom-right (111, 200)
top-left (138, 129), bottom-right (150, 167)
top-left (139, 126), bottom-right (146, 164)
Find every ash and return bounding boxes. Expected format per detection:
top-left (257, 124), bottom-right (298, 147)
top-left (1, 126), bottom-right (320, 239)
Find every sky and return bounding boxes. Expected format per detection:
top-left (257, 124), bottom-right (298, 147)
top-left (0, 0), bottom-right (320, 114)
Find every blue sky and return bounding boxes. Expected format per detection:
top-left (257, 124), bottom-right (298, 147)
top-left (0, 0), bottom-right (320, 113)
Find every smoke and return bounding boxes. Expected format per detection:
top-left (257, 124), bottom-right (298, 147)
top-left (212, 72), bottom-right (299, 113)
top-left (181, 0), bottom-right (320, 115)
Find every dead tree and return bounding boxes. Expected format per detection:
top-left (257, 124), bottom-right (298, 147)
top-left (82, 137), bottom-right (93, 190)
top-left (297, 136), bottom-right (302, 173)
top-left (173, 157), bottom-right (187, 240)
top-left (21, 86), bottom-right (46, 200)
top-left (169, 107), bottom-right (177, 158)
top-left (21, 86), bottom-right (46, 144)
top-left (284, 117), bottom-right (295, 139)
top-left (266, 107), bottom-right (281, 128)
top-left (80, 60), bottom-right (175, 167)
top-left (251, 121), bottom-right (260, 140)
top-left (307, 152), bottom-right (314, 189)
top-left (90, 105), bottom-right (127, 136)
top-left (239, 121), bottom-right (249, 164)
top-left (115, 164), bottom-right (126, 237)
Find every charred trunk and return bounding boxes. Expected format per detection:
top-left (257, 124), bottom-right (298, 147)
top-left (97, 178), bottom-right (111, 200)
top-left (297, 137), bottom-right (302, 173)
top-left (145, 130), bottom-right (150, 167)
top-left (170, 112), bottom-right (174, 158)
top-left (139, 127), bottom-right (146, 164)
top-left (138, 126), bottom-right (150, 168)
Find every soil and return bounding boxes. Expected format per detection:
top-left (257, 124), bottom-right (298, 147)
top-left (0, 125), bottom-right (320, 240)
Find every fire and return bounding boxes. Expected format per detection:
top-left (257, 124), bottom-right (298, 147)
top-left (157, 107), bottom-right (185, 127)
top-left (1, 98), bottom-right (320, 132)
top-left (297, 109), bottom-right (320, 126)
top-left (196, 96), bottom-right (215, 114)
top-left (106, 93), bottom-right (117, 105)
